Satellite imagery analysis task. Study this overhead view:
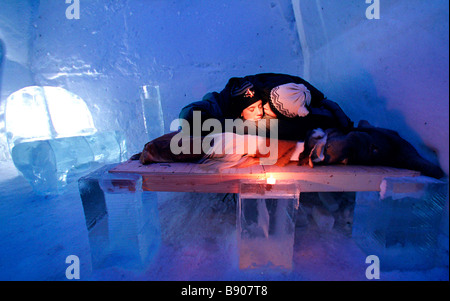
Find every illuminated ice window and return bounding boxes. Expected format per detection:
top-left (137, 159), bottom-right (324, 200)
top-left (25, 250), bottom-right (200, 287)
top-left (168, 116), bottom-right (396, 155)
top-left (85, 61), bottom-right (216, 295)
top-left (5, 86), bottom-right (97, 148)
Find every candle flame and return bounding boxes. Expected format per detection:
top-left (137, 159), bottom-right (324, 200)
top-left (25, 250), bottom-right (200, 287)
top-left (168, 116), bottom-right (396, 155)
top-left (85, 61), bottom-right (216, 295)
top-left (266, 175), bottom-right (276, 185)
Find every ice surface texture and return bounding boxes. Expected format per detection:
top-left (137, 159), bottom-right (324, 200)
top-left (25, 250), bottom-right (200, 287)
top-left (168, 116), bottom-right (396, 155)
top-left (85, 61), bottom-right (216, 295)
top-left (12, 131), bottom-right (127, 195)
top-left (140, 85), bottom-right (165, 141)
top-left (238, 181), bottom-right (299, 270)
top-left (352, 176), bottom-right (448, 271)
top-left (79, 166), bottom-right (161, 270)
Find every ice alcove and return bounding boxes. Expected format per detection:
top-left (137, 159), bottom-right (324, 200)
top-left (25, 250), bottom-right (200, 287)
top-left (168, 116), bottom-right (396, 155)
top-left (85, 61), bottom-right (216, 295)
top-left (5, 86), bottom-right (126, 195)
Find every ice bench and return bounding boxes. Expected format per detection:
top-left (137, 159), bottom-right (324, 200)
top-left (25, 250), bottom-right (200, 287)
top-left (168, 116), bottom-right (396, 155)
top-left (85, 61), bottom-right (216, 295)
top-left (79, 160), bottom-right (447, 271)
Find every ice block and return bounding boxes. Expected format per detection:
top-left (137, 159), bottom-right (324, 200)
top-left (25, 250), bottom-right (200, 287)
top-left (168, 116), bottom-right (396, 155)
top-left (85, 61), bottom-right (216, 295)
top-left (238, 181), bottom-right (299, 270)
top-left (140, 85), bottom-right (165, 141)
top-left (79, 166), bottom-right (161, 270)
top-left (11, 131), bottom-right (127, 195)
top-left (352, 176), bottom-right (448, 271)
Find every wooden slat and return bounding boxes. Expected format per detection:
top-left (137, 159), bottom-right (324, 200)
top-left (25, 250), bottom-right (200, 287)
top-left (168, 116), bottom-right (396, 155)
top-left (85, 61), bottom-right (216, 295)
top-left (109, 160), bottom-right (420, 193)
top-left (261, 163), bottom-right (421, 192)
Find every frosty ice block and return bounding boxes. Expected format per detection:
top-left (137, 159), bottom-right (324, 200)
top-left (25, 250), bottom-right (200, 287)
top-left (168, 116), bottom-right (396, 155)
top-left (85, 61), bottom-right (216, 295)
top-left (78, 165), bottom-right (161, 270)
top-left (352, 176), bottom-right (448, 271)
top-left (140, 85), bottom-right (165, 141)
top-left (11, 131), bottom-right (127, 195)
top-left (238, 180), bottom-right (299, 270)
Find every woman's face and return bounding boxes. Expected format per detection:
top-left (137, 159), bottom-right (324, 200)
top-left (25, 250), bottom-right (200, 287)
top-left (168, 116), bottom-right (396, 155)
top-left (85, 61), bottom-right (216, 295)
top-left (241, 100), bottom-right (263, 121)
top-left (263, 102), bottom-right (277, 118)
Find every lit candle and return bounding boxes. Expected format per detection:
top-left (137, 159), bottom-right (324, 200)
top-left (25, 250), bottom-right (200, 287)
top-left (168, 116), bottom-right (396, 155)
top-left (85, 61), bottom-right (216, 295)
top-left (266, 175), bottom-right (276, 185)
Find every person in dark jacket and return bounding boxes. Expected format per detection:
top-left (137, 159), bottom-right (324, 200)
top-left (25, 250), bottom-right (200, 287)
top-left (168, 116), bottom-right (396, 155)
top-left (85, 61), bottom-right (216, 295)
top-left (179, 73), bottom-right (353, 140)
top-left (179, 77), bottom-right (265, 136)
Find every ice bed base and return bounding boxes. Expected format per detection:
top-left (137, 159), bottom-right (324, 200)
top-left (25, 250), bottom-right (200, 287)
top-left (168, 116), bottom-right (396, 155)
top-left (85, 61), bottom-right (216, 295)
top-left (79, 160), bottom-right (447, 272)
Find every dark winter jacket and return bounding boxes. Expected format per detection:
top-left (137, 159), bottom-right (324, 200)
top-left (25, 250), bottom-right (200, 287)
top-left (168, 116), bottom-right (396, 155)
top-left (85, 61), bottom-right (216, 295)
top-left (178, 73), bottom-right (353, 140)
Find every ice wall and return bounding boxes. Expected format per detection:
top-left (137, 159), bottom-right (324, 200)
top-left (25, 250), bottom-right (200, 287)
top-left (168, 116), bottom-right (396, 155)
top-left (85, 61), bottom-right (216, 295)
top-left (0, 0), bottom-right (302, 160)
top-left (0, 0), bottom-right (38, 160)
top-left (296, 0), bottom-right (449, 175)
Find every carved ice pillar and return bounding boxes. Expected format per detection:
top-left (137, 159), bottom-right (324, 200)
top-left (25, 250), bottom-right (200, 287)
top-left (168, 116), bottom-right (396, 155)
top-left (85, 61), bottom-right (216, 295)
top-left (79, 165), bottom-right (161, 271)
top-left (237, 180), bottom-right (299, 270)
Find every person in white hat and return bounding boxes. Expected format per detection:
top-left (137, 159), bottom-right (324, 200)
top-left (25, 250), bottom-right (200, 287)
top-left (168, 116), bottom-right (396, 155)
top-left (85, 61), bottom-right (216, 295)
top-left (265, 82), bottom-right (312, 118)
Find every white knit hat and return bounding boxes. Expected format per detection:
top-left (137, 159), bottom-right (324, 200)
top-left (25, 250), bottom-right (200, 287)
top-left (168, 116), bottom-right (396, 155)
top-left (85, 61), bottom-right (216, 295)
top-left (269, 83), bottom-right (312, 118)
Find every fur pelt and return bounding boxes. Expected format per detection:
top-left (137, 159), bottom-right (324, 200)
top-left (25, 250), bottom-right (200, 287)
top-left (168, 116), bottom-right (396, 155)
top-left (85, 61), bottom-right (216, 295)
top-left (298, 120), bottom-right (445, 179)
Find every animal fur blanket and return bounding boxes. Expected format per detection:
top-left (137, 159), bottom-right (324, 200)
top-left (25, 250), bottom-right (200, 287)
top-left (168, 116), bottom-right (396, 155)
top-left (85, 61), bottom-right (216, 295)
top-left (298, 120), bottom-right (445, 179)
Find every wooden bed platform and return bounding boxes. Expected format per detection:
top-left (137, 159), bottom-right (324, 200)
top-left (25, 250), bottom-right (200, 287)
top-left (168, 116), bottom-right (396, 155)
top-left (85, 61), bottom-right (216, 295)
top-left (109, 160), bottom-right (420, 193)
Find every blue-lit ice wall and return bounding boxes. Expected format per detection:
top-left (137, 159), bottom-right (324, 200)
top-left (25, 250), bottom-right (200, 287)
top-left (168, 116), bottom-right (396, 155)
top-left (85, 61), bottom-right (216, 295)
top-left (0, 0), bottom-right (304, 159)
top-left (297, 0), bottom-right (449, 175)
